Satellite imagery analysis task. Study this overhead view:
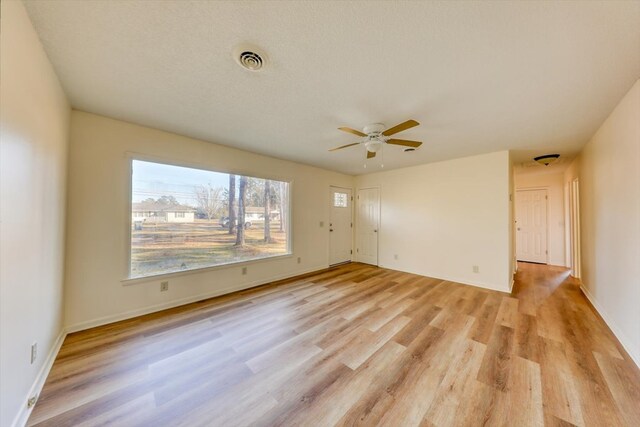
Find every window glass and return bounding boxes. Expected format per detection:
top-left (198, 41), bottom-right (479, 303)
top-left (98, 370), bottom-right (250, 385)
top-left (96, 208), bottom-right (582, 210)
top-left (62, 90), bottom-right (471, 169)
top-left (333, 192), bottom-right (348, 208)
top-left (130, 160), bottom-right (290, 278)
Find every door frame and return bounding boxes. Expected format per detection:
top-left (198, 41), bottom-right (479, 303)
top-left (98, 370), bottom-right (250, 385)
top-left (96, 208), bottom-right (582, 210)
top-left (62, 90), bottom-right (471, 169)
top-left (568, 179), bottom-right (581, 278)
top-left (515, 186), bottom-right (549, 264)
top-left (329, 185), bottom-right (354, 266)
top-left (355, 186), bottom-right (380, 266)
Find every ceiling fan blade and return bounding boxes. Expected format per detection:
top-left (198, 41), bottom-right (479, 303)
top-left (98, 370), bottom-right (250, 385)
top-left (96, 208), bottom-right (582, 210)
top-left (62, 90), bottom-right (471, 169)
top-left (382, 119), bottom-right (420, 136)
top-left (367, 151), bottom-right (376, 159)
top-left (386, 139), bottom-right (423, 148)
top-left (329, 142), bottom-right (360, 152)
top-left (338, 127), bottom-right (367, 137)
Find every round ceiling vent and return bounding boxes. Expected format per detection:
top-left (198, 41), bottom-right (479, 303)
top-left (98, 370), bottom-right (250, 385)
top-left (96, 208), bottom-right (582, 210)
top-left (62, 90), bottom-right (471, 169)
top-left (233, 44), bottom-right (268, 72)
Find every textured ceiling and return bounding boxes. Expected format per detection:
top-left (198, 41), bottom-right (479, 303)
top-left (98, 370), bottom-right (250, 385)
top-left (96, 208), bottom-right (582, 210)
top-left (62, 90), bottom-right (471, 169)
top-left (24, 0), bottom-right (640, 175)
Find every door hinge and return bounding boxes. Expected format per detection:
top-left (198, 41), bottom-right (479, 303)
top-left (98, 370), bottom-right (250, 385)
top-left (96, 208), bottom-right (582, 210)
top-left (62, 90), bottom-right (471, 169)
top-left (350, 250), bottom-right (353, 254)
top-left (351, 196), bottom-right (353, 201)
top-left (357, 248), bottom-right (359, 253)
top-left (545, 250), bottom-right (548, 254)
top-left (545, 195), bottom-right (548, 199)
top-left (350, 222), bottom-right (353, 227)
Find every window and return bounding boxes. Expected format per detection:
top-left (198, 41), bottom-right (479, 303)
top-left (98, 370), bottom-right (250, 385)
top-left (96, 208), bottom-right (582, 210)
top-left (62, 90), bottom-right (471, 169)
top-left (129, 160), bottom-right (291, 279)
top-left (333, 192), bottom-right (348, 208)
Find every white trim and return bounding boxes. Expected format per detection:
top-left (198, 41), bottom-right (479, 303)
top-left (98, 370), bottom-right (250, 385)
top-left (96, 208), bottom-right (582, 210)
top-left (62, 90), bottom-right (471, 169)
top-left (68, 264), bottom-right (327, 333)
top-left (122, 253), bottom-right (294, 285)
top-left (563, 181), bottom-right (572, 268)
top-left (377, 263), bottom-right (511, 294)
top-left (571, 179), bottom-right (581, 278)
top-left (11, 329), bottom-right (67, 427)
top-left (124, 154), bottom-right (295, 281)
top-left (580, 285), bottom-right (640, 369)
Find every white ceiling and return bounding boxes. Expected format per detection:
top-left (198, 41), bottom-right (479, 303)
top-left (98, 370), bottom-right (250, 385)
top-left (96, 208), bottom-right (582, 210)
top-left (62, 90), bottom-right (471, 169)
top-left (24, 0), bottom-right (640, 175)
top-left (514, 155), bottom-right (574, 176)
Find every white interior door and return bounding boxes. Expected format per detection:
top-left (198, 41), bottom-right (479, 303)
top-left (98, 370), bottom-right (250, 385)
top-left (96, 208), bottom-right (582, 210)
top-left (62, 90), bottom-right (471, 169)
top-left (356, 188), bottom-right (379, 266)
top-left (329, 187), bottom-right (352, 265)
top-left (516, 189), bottom-right (548, 263)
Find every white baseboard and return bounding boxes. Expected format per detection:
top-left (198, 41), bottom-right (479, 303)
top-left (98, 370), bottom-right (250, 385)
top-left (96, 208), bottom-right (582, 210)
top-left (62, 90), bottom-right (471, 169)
top-left (66, 264), bottom-right (328, 333)
top-left (377, 263), bottom-right (511, 294)
top-left (580, 285), bottom-right (640, 369)
top-left (11, 329), bottom-right (67, 427)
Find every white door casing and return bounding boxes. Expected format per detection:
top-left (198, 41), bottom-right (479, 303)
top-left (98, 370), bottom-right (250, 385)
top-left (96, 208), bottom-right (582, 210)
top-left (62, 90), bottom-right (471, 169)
top-left (516, 189), bottom-right (548, 263)
top-left (329, 187), bottom-right (353, 265)
top-left (356, 188), bottom-right (379, 266)
top-left (569, 179), bottom-right (581, 278)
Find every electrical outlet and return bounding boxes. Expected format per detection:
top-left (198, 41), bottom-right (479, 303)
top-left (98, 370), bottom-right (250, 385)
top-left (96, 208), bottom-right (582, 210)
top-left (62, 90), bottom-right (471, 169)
top-left (394, 254), bottom-right (399, 260)
top-left (472, 265), bottom-right (480, 273)
top-left (297, 257), bottom-right (301, 264)
top-left (27, 395), bottom-right (37, 408)
top-left (160, 281), bottom-right (169, 292)
top-left (242, 267), bottom-right (247, 275)
top-left (30, 342), bottom-right (37, 364)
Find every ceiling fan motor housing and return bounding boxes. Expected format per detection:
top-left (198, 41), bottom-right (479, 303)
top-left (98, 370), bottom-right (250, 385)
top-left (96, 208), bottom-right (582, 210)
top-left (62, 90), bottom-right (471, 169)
top-left (363, 123), bottom-right (385, 135)
top-left (363, 123), bottom-right (385, 152)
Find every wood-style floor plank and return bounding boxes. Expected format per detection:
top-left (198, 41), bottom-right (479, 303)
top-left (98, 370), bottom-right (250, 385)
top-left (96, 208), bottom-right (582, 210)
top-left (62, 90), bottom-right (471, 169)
top-left (28, 262), bottom-right (640, 426)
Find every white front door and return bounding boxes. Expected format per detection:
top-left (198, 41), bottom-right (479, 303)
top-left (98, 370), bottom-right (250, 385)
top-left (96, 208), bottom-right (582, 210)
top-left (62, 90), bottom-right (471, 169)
top-left (516, 189), bottom-right (548, 263)
top-left (329, 187), bottom-right (353, 265)
top-left (356, 188), bottom-right (379, 266)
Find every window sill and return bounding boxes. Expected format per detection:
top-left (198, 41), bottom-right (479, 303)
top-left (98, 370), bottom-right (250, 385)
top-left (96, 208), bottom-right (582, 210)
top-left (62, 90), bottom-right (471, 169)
top-left (121, 252), bottom-right (294, 286)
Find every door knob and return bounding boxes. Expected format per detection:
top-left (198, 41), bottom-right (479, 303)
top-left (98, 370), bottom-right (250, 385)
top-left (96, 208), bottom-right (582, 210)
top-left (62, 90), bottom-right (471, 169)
top-left (330, 229), bottom-right (333, 232)
top-left (374, 229), bottom-right (378, 233)
top-left (517, 228), bottom-right (521, 231)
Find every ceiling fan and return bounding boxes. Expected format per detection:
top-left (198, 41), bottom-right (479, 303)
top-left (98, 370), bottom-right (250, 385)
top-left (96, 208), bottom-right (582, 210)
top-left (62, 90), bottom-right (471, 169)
top-left (329, 119), bottom-right (422, 159)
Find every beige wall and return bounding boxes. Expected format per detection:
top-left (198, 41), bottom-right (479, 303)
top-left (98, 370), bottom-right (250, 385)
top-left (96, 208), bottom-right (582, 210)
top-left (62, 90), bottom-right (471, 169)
top-left (355, 151), bottom-right (512, 292)
top-left (0, 1), bottom-right (70, 426)
top-left (64, 111), bottom-right (353, 330)
top-left (574, 80), bottom-right (640, 366)
top-left (514, 171), bottom-right (567, 267)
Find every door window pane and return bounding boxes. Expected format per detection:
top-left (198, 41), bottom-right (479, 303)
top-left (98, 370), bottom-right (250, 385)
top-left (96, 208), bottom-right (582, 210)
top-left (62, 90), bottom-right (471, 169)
top-left (334, 192), bottom-right (348, 208)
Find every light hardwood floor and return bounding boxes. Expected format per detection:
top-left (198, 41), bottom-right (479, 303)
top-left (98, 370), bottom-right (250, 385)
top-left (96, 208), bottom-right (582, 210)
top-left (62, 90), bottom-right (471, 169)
top-left (28, 262), bottom-right (640, 426)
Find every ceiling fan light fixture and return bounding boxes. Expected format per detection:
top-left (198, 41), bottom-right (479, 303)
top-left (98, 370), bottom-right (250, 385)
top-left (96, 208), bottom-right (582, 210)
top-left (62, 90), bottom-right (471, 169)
top-left (364, 138), bottom-right (383, 153)
top-left (533, 154), bottom-right (560, 166)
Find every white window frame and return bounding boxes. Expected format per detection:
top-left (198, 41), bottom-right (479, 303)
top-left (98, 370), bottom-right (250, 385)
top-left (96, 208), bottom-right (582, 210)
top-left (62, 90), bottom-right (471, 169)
top-left (123, 154), bottom-right (293, 283)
